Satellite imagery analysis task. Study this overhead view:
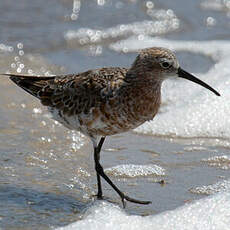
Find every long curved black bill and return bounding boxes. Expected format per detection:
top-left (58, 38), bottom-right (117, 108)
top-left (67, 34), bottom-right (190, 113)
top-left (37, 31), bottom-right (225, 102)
top-left (178, 67), bottom-right (220, 96)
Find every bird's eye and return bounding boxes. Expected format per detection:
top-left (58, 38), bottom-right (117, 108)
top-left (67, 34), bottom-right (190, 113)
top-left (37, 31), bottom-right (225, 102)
top-left (160, 61), bottom-right (171, 69)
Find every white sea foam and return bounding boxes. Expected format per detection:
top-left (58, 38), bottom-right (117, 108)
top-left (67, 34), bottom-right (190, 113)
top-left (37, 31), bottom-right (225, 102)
top-left (200, 0), bottom-right (230, 11)
top-left (111, 37), bottom-right (230, 146)
top-left (202, 155), bottom-right (230, 169)
top-left (56, 192), bottom-right (230, 230)
top-left (64, 9), bottom-right (179, 46)
top-left (0, 43), bottom-right (14, 52)
top-left (190, 179), bottom-right (230, 195)
top-left (105, 164), bottom-right (165, 177)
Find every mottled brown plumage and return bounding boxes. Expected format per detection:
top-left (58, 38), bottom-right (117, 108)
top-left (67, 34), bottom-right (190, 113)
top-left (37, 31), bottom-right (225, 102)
top-left (3, 47), bottom-right (220, 207)
top-left (7, 65), bottom-right (161, 138)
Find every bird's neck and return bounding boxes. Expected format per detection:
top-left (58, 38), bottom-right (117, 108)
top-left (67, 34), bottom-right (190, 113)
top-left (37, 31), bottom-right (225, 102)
top-left (125, 69), bottom-right (163, 92)
top-left (123, 71), bottom-right (162, 121)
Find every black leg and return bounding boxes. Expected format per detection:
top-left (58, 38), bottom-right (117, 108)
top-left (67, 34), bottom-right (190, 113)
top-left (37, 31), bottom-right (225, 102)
top-left (94, 137), bottom-right (105, 198)
top-left (94, 137), bottom-right (151, 208)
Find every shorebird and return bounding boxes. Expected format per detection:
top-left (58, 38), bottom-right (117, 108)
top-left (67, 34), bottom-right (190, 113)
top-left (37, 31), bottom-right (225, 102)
top-left (3, 47), bottom-right (220, 207)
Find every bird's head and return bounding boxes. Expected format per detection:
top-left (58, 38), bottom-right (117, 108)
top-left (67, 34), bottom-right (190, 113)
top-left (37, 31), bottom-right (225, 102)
top-left (129, 47), bottom-right (220, 96)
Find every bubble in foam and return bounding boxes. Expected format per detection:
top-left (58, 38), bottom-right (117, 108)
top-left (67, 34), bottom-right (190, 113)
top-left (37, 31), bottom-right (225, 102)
top-left (17, 43), bottom-right (23, 49)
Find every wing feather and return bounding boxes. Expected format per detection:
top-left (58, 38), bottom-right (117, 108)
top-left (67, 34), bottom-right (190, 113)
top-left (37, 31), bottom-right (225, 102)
top-left (3, 68), bottom-right (128, 116)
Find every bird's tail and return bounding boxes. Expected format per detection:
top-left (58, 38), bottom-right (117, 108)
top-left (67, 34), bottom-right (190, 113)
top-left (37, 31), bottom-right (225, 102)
top-left (2, 73), bottom-right (55, 100)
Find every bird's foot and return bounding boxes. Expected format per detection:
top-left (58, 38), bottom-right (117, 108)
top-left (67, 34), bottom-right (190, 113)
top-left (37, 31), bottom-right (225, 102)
top-left (96, 192), bottom-right (103, 200)
top-left (91, 192), bottom-right (151, 208)
top-left (119, 193), bottom-right (151, 208)
top-left (91, 193), bottom-right (103, 201)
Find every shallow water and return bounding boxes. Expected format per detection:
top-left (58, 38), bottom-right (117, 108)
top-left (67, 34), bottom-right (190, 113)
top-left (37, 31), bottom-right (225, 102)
top-left (0, 0), bottom-right (230, 229)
